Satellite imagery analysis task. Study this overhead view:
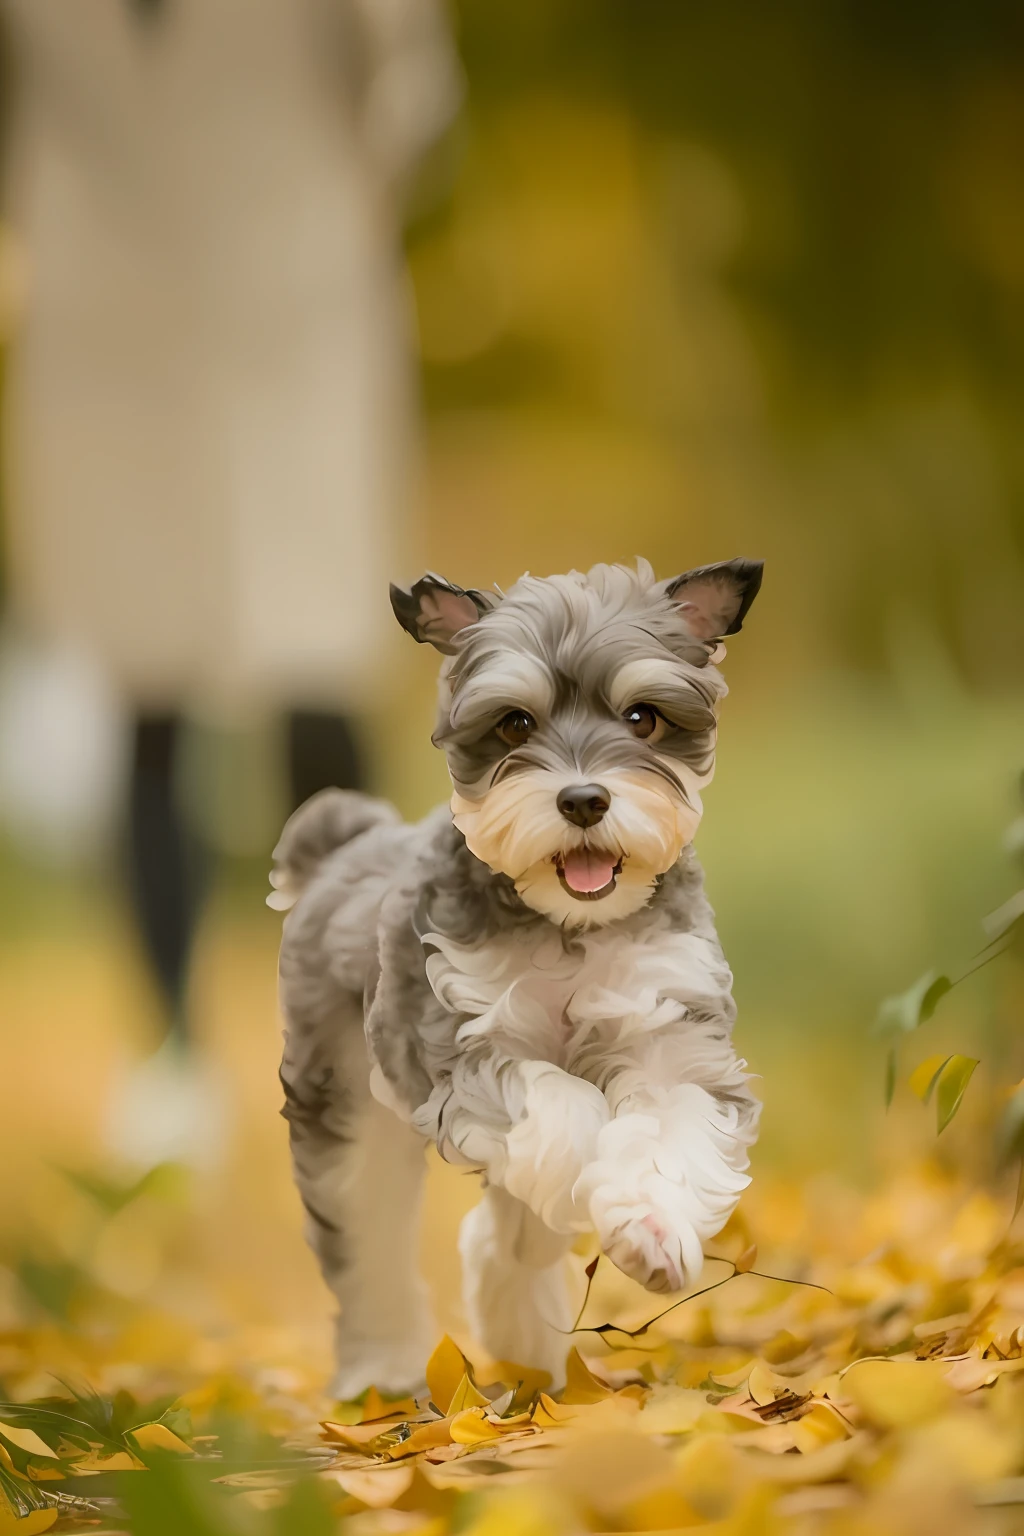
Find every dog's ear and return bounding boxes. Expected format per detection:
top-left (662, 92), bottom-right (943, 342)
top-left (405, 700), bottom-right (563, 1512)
top-left (389, 573), bottom-right (497, 654)
top-left (664, 557), bottom-right (764, 641)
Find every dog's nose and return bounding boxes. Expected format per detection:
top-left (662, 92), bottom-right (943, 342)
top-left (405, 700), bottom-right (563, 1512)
top-left (556, 783), bottom-right (610, 829)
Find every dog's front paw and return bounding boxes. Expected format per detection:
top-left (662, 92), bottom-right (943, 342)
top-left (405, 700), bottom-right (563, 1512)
top-left (600, 1210), bottom-right (691, 1294)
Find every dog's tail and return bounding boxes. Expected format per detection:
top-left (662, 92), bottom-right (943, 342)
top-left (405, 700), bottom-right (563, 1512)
top-left (268, 788), bottom-right (400, 911)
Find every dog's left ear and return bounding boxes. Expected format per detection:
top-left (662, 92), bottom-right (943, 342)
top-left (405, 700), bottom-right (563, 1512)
top-left (389, 572), bottom-right (498, 654)
top-left (664, 557), bottom-right (764, 641)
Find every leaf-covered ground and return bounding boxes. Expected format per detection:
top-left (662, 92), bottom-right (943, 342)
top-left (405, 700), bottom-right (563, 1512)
top-left (3, 1157), bottom-right (1024, 1536)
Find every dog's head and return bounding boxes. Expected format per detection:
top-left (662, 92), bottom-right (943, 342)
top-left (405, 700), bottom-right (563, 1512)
top-left (391, 558), bottom-right (762, 926)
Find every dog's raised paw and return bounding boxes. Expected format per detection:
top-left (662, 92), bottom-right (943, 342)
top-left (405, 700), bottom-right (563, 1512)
top-left (599, 1210), bottom-right (692, 1295)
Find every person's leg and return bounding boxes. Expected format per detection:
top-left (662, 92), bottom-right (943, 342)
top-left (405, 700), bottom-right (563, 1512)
top-left (286, 709), bottom-right (363, 812)
top-left (125, 712), bottom-right (207, 1045)
top-left (110, 711), bottom-right (221, 1167)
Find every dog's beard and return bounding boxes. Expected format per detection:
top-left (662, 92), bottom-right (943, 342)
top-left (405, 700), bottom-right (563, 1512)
top-left (451, 766), bottom-right (704, 926)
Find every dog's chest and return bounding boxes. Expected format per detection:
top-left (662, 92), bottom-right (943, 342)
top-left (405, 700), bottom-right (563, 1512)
top-left (422, 918), bottom-right (728, 1062)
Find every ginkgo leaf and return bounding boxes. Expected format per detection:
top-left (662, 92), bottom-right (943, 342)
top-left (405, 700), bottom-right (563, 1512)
top-left (790, 1400), bottom-right (850, 1454)
top-left (0, 1510), bottom-right (56, 1536)
top-left (0, 1426), bottom-right (56, 1461)
top-left (561, 1349), bottom-right (612, 1405)
top-left (446, 1374), bottom-right (489, 1417)
top-left (747, 1363), bottom-right (784, 1407)
top-left (425, 1338), bottom-right (472, 1416)
top-left (843, 1360), bottom-right (952, 1427)
top-left (734, 1244), bottom-right (758, 1274)
top-left (448, 1409), bottom-right (504, 1446)
top-left (909, 1053), bottom-right (952, 1104)
top-left (935, 1055), bottom-right (979, 1133)
top-left (876, 970), bottom-right (952, 1039)
top-left (380, 1418), bottom-right (454, 1461)
top-left (128, 1423), bottom-right (192, 1456)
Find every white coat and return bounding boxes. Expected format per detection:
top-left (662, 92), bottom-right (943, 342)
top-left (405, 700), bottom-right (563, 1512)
top-left (0, 0), bottom-right (458, 710)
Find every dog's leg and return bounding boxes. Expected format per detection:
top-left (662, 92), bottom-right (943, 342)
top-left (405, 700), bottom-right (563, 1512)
top-left (459, 1184), bottom-right (574, 1389)
top-left (282, 1019), bottom-right (435, 1399)
top-left (576, 1028), bottom-right (760, 1295)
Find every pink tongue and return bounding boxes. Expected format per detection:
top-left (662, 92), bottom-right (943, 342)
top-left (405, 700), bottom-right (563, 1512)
top-left (562, 849), bottom-right (616, 893)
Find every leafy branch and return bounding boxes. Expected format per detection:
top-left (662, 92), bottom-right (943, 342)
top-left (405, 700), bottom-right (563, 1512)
top-left (565, 1246), bottom-right (831, 1347)
top-left (875, 773), bottom-right (1023, 1165)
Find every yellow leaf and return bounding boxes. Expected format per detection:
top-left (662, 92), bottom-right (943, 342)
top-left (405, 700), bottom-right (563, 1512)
top-left (675, 1434), bottom-right (745, 1520)
top-left (762, 1330), bottom-right (808, 1365)
top-left (747, 1363), bottom-right (784, 1407)
top-left (67, 1450), bottom-right (144, 1473)
top-left (554, 1427), bottom-right (679, 1519)
top-left (449, 1409), bottom-right (503, 1445)
top-left (637, 1386), bottom-right (706, 1435)
top-left (321, 1419), bottom-right (397, 1452)
top-left (0, 1509), bottom-right (56, 1536)
top-left (130, 1423), bottom-right (193, 1455)
top-left (561, 1348), bottom-right (612, 1405)
top-left (790, 1401), bottom-right (850, 1454)
top-left (381, 1418), bottom-right (454, 1460)
top-left (364, 1389), bottom-right (419, 1423)
top-left (447, 1374), bottom-right (489, 1415)
top-left (909, 1054), bottom-right (951, 1103)
top-left (843, 1359), bottom-right (953, 1427)
top-left (531, 1393), bottom-right (638, 1431)
top-left (426, 1337), bottom-right (472, 1415)
top-left (490, 1360), bottom-right (552, 1403)
top-left (328, 1464), bottom-right (414, 1508)
top-left (531, 1393), bottom-right (581, 1429)
top-left (0, 1425), bottom-right (57, 1460)
top-left (735, 1244), bottom-right (758, 1274)
top-left (935, 1054), bottom-right (979, 1133)
top-left (692, 1410), bottom-right (761, 1436)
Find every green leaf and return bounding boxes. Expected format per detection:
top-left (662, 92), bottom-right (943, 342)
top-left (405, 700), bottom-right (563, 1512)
top-left (996, 1083), bottom-right (1024, 1167)
top-left (982, 888), bottom-right (1024, 945)
top-left (935, 1055), bottom-right (979, 1134)
top-left (876, 970), bottom-right (953, 1040)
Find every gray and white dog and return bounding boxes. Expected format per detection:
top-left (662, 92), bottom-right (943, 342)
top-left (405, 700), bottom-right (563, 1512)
top-left (273, 558), bottom-right (762, 1396)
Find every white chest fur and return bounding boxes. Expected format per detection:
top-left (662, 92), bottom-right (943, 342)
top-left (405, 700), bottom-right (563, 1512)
top-left (422, 915), bottom-right (731, 1065)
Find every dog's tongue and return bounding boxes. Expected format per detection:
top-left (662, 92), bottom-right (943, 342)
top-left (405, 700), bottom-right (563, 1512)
top-left (561, 849), bottom-right (616, 893)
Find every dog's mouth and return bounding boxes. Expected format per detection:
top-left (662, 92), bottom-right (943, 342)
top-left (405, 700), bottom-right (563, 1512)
top-left (555, 849), bottom-right (622, 901)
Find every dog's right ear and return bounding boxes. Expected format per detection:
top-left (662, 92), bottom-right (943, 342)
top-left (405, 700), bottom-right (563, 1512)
top-left (389, 573), bottom-right (497, 654)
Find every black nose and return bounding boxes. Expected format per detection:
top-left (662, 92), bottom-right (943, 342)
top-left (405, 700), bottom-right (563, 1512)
top-left (556, 783), bottom-right (610, 828)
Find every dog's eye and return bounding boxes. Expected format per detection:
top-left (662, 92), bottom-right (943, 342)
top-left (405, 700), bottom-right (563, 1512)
top-left (496, 710), bottom-right (535, 747)
top-left (623, 703), bottom-right (665, 742)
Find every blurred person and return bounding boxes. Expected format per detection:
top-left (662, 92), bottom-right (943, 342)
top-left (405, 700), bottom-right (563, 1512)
top-left (0, 0), bottom-right (460, 1166)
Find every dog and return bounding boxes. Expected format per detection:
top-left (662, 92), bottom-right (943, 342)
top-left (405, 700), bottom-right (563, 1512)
top-left (273, 558), bottom-right (762, 1397)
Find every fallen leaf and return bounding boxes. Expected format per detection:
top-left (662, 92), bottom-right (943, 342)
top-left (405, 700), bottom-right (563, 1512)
top-left (0, 1424), bottom-right (57, 1460)
top-left (328, 1463), bottom-right (414, 1507)
top-left (129, 1422), bottom-right (193, 1455)
top-left (0, 1510), bottom-right (56, 1536)
top-left (843, 1359), bottom-right (953, 1427)
top-left (790, 1400), bottom-right (850, 1453)
top-left (560, 1348), bottom-right (613, 1405)
top-left (426, 1337), bottom-right (473, 1415)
